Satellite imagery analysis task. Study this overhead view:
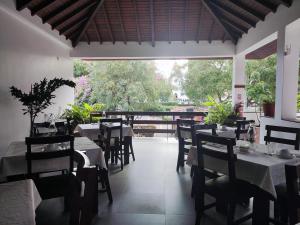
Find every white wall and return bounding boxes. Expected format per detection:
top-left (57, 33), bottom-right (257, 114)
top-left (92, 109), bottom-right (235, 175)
top-left (0, 2), bottom-right (74, 154)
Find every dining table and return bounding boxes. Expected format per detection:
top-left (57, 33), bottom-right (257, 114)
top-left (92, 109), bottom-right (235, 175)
top-left (0, 179), bottom-right (42, 225)
top-left (187, 141), bottom-right (300, 225)
top-left (0, 137), bottom-right (106, 179)
top-left (75, 123), bottom-right (134, 164)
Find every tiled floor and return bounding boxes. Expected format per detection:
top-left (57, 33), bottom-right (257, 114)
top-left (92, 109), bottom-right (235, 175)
top-left (36, 137), bottom-right (252, 225)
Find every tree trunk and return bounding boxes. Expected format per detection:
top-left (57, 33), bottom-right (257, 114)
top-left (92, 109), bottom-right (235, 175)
top-left (30, 113), bottom-right (35, 137)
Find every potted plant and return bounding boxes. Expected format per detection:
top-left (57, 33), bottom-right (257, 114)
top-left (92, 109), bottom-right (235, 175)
top-left (10, 78), bottom-right (76, 136)
top-left (203, 96), bottom-right (233, 129)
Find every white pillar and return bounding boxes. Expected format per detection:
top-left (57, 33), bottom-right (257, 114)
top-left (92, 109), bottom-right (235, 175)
top-left (274, 28), bottom-right (285, 120)
top-left (232, 54), bottom-right (246, 107)
top-left (281, 20), bottom-right (300, 120)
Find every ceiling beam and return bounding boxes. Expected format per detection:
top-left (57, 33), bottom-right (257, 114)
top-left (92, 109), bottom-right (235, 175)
top-left (150, 0), bottom-right (155, 47)
top-left (202, 0), bottom-right (237, 44)
top-left (277, 0), bottom-right (293, 7)
top-left (72, 0), bottom-right (105, 47)
top-left (183, 0), bottom-right (188, 44)
top-left (209, 0), bottom-right (256, 27)
top-left (228, 0), bottom-right (265, 21)
top-left (221, 17), bottom-right (248, 34)
top-left (103, 5), bottom-right (115, 44)
top-left (85, 33), bottom-right (90, 45)
top-left (66, 26), bottom-right (81, 40)
top-left (30, 0), bottom-right (56, 16)
top-left (42, 1), bottom-right (79, 24)
top-left (16, 0), bottom-right (33, 11)
top-left (132, 0), bottom-right (141, 45)
top-left (52, 1), bottom-right (97, 30)
top-left (196, 2), bottom-right (203, 43)
top-left (59, 16), bottom-right (88, 35)
top-left (208, 20), bottom-right (215, 43)
top-left (253, 0), bottom-right (277, 12)
top-left (93, 20), bottom-right (102, 44)
top-left (168, 0), bottom-right (171, 44)
top-left (115, 0), bottom-right (127, 44)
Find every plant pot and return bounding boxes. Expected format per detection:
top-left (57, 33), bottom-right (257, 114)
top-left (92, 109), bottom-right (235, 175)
top-left (263, 102), bottom-right (275, 117)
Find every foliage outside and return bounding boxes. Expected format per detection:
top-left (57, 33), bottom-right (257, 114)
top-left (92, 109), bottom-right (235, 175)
top-left (246, 55), bottom-right (276, 105)
top-left (184, 60), bottom-right (233, 104)
top-left (203, 96), bottom-right (233, 125)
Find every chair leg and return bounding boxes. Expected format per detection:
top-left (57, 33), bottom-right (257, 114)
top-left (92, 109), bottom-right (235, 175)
top-left (129, 140), bottom-right (135, 161)
top-left (104, 170), bottom-right (113, 203)
top-left (120, 147), bottom-right (123, 170)
top-left (227, 202), bottom-right (236, 225)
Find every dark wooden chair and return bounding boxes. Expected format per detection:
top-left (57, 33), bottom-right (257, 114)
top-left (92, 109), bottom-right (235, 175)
top-left (55, 121), bottom-right (69, 135)
top-left (99, 118), bottom-right (123, 170)
top-left (223, 115), bottom-right (246, 127)
top-left (285, 162), bottom-right (300, 225)
top-left (264, 125), bottom-right (300, 150)
top-left (193, 133), bottom-right (254, 225)
top-left (70, 151), bottom-right (98, 225)
top-left (25, 135), bottom-right (75, 208)
top-left (33, 122), bottom-right (51, 135)
top-left (176, 119), bottom-right (195, 172)
top-left (235, 120), bottom-right (255, 140)
top-left (263, 125), bottom-right (300, 223)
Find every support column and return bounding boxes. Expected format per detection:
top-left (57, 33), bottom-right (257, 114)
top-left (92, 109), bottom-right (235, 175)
top-left (232, 54), bottom-right (246, 108)
top-left (275, 28), bottom-right (285, 120)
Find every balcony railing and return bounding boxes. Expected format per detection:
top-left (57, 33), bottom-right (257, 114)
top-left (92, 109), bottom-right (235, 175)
top-left (90, 111), bottom-right (207, 135)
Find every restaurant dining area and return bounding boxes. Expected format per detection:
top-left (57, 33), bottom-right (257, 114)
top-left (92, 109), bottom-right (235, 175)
top-left (1, 0), bottom-right (300, 225)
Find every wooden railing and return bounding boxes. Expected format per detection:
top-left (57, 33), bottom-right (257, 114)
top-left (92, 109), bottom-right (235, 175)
top-left (90, 111), bottom-right (207, 135)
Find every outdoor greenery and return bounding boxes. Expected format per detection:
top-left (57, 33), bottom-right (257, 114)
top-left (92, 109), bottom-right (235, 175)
top-left (246, 55), bottom-right (276, 105)
top-left (183, 60), bottom-right (232, 104)
top-left (75, 60), bottom-right (173, 111)
top-left (203, 96), bottom-right (233, 125)
top-left (10, 78), bottom-right (75, 136)
top-left (74, 59), bottom-right (92, 78)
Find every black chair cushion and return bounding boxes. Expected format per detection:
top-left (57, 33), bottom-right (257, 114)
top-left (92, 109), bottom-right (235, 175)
top-left (34, 174), bottom-right (72, 199)
top-left (205, 175), bottom-right (254, 202)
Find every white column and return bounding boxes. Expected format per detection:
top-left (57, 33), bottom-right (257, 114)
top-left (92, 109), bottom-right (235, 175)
top-left (274, 28), bottom-right (285, 120)
top-left (281, 19), bottom-right (300, 120)
top-left (232, 54), bottom-right (246, 107)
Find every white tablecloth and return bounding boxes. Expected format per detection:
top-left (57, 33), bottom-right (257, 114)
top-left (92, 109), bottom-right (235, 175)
top-left (180, 127), bottom-right (236, 139)
top-left (0, 179), bottom-right (41, 225)
top-left (187, 143), bottom-right (300, 198)
top-left (75, 123), bottom-right (134, 141)
top-left (0, 137), bottom-right (106, 178)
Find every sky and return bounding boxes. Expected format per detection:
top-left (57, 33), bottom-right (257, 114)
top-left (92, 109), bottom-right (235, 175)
top-left (154, 59), bottom-right (187, 79)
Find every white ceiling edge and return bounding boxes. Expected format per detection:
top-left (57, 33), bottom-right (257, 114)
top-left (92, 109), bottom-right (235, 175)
top-left (70, 41), bottom-right (235, 59)
top-left (0, 0), bottom-right (72, 50)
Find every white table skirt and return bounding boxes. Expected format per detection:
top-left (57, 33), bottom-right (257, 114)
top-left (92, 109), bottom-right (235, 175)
top-left (187, 143), bottom-right (300, 198)
top-left (0, 179), bottom-right (41, 225)
top-left (0, 137), bottom-right (106, 178)
top-left (75, 123), bottom-right (134, 141)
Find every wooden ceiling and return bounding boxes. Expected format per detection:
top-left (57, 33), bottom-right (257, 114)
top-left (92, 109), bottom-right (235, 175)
top-left (16, 0), bottom-right (293, 47)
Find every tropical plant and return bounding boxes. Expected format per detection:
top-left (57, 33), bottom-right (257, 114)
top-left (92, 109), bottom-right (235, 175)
top-left (10, 78), bottom-right (75, 136)
top-left (203, 96), bottom-right (233, 125)
top-left (62, 103), bottom-right (105, 131)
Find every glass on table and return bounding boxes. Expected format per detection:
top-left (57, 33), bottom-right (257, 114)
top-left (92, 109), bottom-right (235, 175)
top-left (266, 142), bottom-right (277, 155)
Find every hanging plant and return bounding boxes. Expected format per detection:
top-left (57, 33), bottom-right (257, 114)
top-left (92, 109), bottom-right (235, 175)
top-left (10, 77), bottom-right (76, 136)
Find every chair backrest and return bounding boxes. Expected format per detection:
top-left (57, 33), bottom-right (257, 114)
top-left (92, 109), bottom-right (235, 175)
top-left (33, 122), bottom-right (51, 135)
top-left (264, 125), bottom-right (300, 150)
top-left (100, 118), bottom-right (123, 143)
top-left (191, 124), bottom-right (217, 145)
top-left (195, 132), bottom-right (237, 182)
top-left (55, 121), bottom-right (69, 135)
top-left (177, 119), bottom-right (195, 140)
top-left (223, 115), bottom-right (246, 127)
top-left (25, 135), bottom-right (75, 175)
top-left (235, 120), bottom-right (255, 140)
top-left (285, 162), bottom-right (300, 225)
